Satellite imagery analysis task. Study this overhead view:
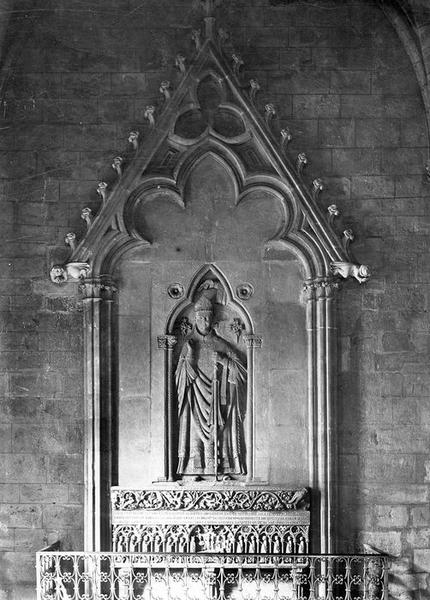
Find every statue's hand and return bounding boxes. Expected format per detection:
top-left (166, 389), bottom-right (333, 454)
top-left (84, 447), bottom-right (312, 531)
top-left (214, 352), bottom-right (228, 366)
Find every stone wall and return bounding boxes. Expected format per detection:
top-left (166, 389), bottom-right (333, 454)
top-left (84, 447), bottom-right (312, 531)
top-left (0, 0), bottom-right (429, 598)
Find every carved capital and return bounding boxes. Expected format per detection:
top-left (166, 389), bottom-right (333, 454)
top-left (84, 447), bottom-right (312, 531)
top-left (243, 334), bottom-right (262, 348)
top-left (157, 335), bottom-right (178, 350)
top-left (303, 278), bottom-right (339, 299)
top-left (79, 276), bottom-right (117, 300)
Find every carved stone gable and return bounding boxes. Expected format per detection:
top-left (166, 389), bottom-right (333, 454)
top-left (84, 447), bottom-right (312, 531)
top-left (50, 32), bottom-right (368, 285)
top-left (48, 11), bottom-right (371, 555)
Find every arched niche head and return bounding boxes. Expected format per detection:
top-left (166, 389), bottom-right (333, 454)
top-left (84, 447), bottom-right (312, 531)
top-left (167, 264), bottom-right (253, 353)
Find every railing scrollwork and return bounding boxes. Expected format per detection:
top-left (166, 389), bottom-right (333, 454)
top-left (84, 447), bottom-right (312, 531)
top-left (36, 551), bottom-right (390, 600)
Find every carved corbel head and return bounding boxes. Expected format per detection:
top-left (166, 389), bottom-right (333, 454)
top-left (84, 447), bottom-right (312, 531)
top-left (128, 130), bottom-right (139, 150)
top-left (50, 265), bottom-right (67, 284)
top-left (49, 262), bottom-right (90, 284)
top-left (331, 262), bottom-right (370, 284)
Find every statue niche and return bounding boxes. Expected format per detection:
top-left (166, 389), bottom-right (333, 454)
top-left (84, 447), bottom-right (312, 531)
top-left (172, 278), bottom-right (248, 479)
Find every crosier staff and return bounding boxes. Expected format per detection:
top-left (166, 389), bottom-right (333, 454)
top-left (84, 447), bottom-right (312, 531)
top-left (212, 354), bottom-right (219, 481)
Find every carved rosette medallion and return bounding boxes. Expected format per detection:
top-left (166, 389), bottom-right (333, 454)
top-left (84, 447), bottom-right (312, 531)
top-left (167, 283), bottom-right (184, 299)
top-left (236, 283), bottom-right (254, 300)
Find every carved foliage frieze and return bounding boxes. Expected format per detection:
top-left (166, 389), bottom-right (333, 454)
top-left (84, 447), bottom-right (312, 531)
top-left (112, 488), bottom-right (310, 512)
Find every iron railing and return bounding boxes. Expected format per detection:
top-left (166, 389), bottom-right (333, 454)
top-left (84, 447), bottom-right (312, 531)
top-left (36, 551), bottom-right (390, 600)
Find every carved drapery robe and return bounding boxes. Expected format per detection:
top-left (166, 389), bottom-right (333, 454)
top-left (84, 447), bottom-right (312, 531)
top-left (175, 329), bottom-right (246, 475)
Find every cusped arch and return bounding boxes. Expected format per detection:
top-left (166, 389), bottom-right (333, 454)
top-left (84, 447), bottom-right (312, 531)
top-left (123, 177), bottom-right (183, 242)
top-left (173, 140), bottom-right (247, 195)
top-left (174, 143), bottom-right (300, 243)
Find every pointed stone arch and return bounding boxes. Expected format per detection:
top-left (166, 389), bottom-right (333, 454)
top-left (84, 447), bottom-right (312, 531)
top-left (48, 22), bottom-right (370, 555)
top-left (166, 263), bottom-right (254, 334)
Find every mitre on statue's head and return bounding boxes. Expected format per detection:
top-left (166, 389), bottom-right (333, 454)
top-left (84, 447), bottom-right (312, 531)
top-left (194, 294), bottom-right (213, 314)
top-left (197, 279), bottom-right (227, 305)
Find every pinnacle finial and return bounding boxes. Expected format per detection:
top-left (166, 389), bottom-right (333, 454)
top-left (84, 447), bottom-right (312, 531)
top-left (202, 0), bottom-right (215, 18)
top-left (202, 0), bottom-right (216, 40)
